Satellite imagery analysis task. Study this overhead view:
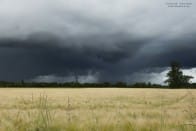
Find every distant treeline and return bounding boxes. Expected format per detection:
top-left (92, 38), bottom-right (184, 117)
top-left (0, 81), bottom-right (196, 88)
top-left (0, 81), bottom-right (161, 88)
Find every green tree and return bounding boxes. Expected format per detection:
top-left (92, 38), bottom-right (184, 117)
top-left (165, 62), bottom-right (193, 88)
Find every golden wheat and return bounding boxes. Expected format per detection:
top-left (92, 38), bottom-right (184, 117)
top-left (0, 88), bottom-right (195, 131)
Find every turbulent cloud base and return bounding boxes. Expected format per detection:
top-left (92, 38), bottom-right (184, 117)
top-left (30, 71), bottom-right (99, 83)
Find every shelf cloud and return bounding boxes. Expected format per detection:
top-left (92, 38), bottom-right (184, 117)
top-left (0, 0), bottom-right (195, 83)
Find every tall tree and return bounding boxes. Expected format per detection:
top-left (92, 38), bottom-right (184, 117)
top-left (165, 62), bottom-right (193, 88)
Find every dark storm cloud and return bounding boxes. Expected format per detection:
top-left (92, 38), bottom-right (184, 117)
top-left (0, 33), bottom-right (148, 81)
top-left (0, 0), bottom-right (196, 83)
top-left (132, 33), bottom-right (196, 68)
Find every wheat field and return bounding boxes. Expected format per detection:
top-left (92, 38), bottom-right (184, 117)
top-left (0, 88), bottom-right (195, 131)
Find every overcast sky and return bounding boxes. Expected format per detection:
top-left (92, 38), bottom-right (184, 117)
top-left (0, 0), bottom-right (196, 84)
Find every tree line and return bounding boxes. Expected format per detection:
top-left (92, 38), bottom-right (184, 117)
top-left (0, 81), bottom-right (163, 88)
